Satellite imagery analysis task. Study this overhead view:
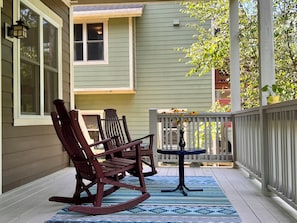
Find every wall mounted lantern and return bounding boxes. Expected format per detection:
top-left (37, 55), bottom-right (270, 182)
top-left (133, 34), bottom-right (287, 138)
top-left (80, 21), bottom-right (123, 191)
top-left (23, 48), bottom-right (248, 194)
top-left (7, 20), bottom-right (29, 39)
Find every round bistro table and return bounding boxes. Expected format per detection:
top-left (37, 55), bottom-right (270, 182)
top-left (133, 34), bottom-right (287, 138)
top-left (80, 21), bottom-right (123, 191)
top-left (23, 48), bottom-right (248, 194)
top-left (157, 148), bottom-right (206, 196)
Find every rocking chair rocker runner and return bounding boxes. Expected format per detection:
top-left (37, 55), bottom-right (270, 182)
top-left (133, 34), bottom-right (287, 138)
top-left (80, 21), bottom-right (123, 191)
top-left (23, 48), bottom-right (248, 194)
top-left (49, 99), bottom-right (150, 215)
top-left (98, 109), bottom-right (157, 177)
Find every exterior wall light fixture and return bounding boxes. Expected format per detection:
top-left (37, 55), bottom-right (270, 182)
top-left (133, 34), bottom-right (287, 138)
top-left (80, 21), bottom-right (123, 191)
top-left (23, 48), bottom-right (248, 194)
top-left (7, 20), bottom-right (29, 39)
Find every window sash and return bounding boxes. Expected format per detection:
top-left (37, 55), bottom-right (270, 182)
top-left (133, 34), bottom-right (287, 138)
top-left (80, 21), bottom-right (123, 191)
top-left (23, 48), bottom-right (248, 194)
top-left (74, 22), bottom-right (107, 63)
top-left (13, 0), bottom-right (63, 126)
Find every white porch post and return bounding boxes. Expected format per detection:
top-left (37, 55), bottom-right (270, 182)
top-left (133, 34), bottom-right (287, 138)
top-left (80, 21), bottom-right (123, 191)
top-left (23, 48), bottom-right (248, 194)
top-left (70, 6), bottom-right (75, 109)
top-left (0, 0), bottom-right (3, 195)
top-left (258, 0), bottom-right (275, 105)
top-left (229, 0), bottom-right (240, 112)
top-left (229, 0), bottom-right (240, 167)
top-left (258, 0), bottom-right (275, 194)
top-left (149, 108), bottom-right (158, 167)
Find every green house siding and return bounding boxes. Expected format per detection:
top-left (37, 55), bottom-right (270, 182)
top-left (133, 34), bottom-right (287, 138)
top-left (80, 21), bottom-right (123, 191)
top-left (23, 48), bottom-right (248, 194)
top-left (74, 18), bottom-right (131, 89)
top-left (75, 2), bottom-right (212, 139)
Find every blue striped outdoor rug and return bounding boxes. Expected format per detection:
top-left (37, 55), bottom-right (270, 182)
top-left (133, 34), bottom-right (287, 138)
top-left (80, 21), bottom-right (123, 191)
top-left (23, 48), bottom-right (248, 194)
top-left (46, 176), bottom-right (242, 223)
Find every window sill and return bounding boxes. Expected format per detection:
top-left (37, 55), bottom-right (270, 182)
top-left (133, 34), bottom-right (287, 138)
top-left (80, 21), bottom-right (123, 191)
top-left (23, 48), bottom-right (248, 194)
top-left (13, 116), bottom-right (52, 126)
top-left (74, 89), bottom-right (136, 95)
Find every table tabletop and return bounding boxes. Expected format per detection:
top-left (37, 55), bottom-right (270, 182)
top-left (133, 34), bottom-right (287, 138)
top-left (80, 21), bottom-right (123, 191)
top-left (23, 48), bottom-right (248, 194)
top-left (157, 149), bottom-right (206, 155)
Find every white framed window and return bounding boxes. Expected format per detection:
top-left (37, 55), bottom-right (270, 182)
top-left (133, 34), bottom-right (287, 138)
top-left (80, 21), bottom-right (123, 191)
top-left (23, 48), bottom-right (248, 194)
top-left (13, 0), bottom-right (63, 126)
top-left (74, 19), bottom-right (108, 65)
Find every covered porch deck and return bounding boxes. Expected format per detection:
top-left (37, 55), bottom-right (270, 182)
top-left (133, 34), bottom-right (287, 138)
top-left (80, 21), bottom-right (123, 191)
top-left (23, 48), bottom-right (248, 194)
top-left (0, 166), bottom-right (296, 223)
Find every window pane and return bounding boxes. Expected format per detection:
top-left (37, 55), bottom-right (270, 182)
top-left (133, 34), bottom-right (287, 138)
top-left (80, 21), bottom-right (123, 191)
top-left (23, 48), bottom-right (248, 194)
top-left (44, 70), bottom-right (58, 114)
top-left (21, 61), bottom-right (40, 114)
top-left (43, 19), bottom-right (58, 68)
top-left (75, 43), bottom-right (83, 60)
top-left (87, 23), bottom-right (103, 40)
top-left (74, 24), bottom-right (83, 61)
top-left (88, 42), bottom-right (104, 60)
top-left (74, 24), bottom-right (82, 41)
top-left (20, 3), bottom-right (40, 115)
top-left (20, 3), bottom-right (39, 62)
top-left (43, 19), bottom-right (58, 113)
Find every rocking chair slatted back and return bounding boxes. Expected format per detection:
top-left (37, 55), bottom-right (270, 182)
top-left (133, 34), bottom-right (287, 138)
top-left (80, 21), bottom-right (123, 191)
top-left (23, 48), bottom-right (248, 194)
top-left (98, 109), bottom-right (129, 146)
top-left (98, 108), bottom-right (157, 177)
top-left (51, 100), bottom-right (95, 180)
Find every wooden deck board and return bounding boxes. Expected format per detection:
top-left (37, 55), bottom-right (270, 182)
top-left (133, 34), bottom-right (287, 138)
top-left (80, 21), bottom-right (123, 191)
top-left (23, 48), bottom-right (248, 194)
top-left (0, 166), bottom-right (297, 223)
top-left (210, 168), bottom-right (262, 223)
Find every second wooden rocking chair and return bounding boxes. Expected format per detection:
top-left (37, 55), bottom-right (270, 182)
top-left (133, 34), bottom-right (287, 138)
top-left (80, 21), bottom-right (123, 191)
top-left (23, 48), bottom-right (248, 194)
top-left (49, 99), bottom-right (150, 215)
top-left (98, 109), bottom-right (157, 177)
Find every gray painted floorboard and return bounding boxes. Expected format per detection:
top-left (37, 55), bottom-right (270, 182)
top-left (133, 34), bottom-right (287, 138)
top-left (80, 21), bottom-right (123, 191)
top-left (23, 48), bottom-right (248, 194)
top-left (0, 166), bottom-right (296, 223)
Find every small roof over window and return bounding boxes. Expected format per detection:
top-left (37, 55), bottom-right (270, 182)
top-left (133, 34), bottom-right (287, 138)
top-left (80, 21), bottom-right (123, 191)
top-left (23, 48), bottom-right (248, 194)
top-left (73, 4), bottom-right (144, 19)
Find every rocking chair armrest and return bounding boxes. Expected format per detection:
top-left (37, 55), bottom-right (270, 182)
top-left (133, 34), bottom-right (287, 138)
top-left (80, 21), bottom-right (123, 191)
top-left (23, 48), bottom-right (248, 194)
top-left (135, 134), bottom-right (154, 141)
top-left (89, 138), bottom-right (112, 147)
top-left (93, 139), bottom-right (143, 159)
top-left (131, 134), bottom-right (154, 149)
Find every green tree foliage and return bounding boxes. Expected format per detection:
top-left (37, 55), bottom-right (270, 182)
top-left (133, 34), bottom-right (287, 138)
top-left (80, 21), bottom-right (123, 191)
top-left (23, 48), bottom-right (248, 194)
top-left (178, 0), bottom-right (230, 77)
top-left (179, 0), bottom-right (297, 109)
top-left (273, 0), bottom-right (297, 101)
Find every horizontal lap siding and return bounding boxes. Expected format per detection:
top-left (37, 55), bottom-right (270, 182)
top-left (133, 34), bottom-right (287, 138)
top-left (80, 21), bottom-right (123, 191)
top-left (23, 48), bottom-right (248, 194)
top-left (74, 18), bottom-right (130, 89)
top-left (2, 0), bottom-right (70, 192)
top-left (75, 2), bottom-right (212, 139)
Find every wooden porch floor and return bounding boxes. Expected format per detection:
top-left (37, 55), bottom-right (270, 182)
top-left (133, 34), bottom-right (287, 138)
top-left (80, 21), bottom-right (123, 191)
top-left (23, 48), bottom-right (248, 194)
top-left (0, 166), bottom-right (297, 223)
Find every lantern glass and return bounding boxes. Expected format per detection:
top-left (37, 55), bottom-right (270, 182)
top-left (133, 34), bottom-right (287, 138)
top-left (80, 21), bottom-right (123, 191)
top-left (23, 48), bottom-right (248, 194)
top-left (9, 20), bottom-right (28, 39)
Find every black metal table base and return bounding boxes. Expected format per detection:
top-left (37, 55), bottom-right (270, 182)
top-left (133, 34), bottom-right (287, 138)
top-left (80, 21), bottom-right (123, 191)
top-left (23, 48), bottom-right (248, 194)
top-left (157, 148), bottom-right (206, 196)
top-left (161, 183), bottom-right (203, 196)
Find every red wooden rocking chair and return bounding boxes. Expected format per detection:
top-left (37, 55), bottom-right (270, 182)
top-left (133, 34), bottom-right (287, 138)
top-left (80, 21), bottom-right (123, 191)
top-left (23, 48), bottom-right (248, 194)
top-left (98, 108), bottom-right (157, 177)
top-left (49, 99), bottom-right (150, 215)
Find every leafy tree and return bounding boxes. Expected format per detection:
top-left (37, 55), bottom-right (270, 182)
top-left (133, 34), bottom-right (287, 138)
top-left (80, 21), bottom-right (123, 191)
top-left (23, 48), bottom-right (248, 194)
top-left (273, 0), bottom-right (297, 101)
top-left (179, 0), bottom-right (297, 109)
top-left (178, 0), bottom-right (230, 77)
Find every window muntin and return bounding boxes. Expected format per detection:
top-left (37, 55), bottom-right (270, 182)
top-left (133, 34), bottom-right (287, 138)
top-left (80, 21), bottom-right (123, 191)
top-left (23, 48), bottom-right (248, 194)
top-left (74, 22), bottom-right (106, 63)
top-left (14, 0), bottom-right (62, 125)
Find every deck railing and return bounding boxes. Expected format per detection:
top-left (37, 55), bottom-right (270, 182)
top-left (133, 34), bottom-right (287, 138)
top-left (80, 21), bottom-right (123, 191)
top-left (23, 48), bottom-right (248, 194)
top-left (233, 108), bottom-right (262, 179)
top-left (149, 100), bottom-right (297, 210)
top-left (233, 100), bottom-right (297, 210)
top-left (149, 109), bottom-right (233, 164)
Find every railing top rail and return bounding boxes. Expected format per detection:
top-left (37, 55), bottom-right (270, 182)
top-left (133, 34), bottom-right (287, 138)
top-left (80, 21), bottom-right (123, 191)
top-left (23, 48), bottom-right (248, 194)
top-left (232, 108), bottom-right (260, 117)
top-left (232, 100), bottom-right (297, 117)
top-left (262, 100), bottom-right (297, 113)
top-left (157, 112), bottom-right (232, 118)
